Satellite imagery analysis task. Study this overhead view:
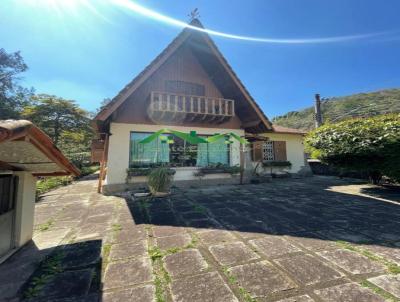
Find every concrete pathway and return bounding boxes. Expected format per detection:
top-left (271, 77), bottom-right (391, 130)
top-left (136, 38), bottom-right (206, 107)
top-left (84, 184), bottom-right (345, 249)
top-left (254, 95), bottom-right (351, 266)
top-left (0, 176), bottom-right (399, 301)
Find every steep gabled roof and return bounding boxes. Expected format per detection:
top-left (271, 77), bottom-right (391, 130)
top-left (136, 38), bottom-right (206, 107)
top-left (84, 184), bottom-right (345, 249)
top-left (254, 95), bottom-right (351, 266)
top-left (94, 19), bottom-right (272, 132)
top-left (270, 124), bottom-right (307, 135)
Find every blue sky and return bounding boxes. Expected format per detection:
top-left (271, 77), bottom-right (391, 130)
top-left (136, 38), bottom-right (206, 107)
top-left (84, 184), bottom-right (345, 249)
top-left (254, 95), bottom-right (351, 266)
top-left (1, 0), bottom-right (400, 117)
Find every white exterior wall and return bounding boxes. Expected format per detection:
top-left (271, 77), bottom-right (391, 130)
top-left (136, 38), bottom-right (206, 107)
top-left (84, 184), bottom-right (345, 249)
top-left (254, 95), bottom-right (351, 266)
top-left (106, 122), bottom-right (245, 185)
top-left (14, 171), bottom-right (36, 247)
top-left (259, 133), bottom-right (306, 173)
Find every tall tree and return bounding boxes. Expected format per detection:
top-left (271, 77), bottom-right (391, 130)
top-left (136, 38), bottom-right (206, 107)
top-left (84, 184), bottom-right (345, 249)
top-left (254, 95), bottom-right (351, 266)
top-left (0, 48), bottom-right (33, 119)
top-left (22, 94), bottom-right (92, 147)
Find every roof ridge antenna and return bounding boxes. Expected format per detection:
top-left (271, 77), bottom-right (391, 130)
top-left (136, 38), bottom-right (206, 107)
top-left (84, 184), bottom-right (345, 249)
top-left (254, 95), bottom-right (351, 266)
top-left (188, 8), bottom-right (200, 22)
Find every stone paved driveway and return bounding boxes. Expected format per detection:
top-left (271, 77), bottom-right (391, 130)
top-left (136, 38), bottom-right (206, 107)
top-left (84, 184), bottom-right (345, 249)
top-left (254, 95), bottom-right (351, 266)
top-left (0, 176), bottom-right (399, 301)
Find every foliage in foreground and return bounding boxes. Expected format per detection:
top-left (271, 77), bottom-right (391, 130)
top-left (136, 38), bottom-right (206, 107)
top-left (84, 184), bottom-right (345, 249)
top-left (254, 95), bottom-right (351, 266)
top-left (36, 165), bottom-right (99, 197)
top-left (305, 114), bottom-right (400, 183)
top-left (148, 167), bottom-right (174, 194)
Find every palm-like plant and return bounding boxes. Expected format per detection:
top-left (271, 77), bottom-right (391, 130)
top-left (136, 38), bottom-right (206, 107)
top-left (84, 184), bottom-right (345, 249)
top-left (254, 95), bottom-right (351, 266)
top-left (148, 167), bottom-right (173, 195)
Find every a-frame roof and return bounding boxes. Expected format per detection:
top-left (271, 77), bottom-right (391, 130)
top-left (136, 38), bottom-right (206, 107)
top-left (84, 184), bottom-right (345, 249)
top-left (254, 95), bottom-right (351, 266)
top-left (94, 19), bottom-right (273, 133)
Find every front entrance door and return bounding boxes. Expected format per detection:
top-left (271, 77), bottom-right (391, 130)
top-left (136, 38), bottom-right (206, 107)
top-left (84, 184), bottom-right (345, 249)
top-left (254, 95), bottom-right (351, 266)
top-left (0, 175), bottom-right (18, 258)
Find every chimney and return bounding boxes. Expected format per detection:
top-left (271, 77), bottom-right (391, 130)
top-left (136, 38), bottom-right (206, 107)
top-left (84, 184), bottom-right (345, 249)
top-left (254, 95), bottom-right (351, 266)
top-left (314, 93), bottom-right (323, 128)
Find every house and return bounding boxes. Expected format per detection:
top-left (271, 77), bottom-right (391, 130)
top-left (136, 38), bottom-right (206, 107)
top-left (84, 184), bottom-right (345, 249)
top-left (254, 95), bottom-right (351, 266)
top-left (92, 19), bottom-right (307, 193)
top-left (0, 120), bottom-right (79, 262)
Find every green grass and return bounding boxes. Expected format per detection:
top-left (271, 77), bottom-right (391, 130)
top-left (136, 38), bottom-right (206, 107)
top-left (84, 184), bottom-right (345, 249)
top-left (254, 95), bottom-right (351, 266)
top-left (184, 233), bottom-right (199, 249)
top-left (38, 218), bottom-right (54, 232)
top-left (35, 165), bottom-right (99, 197)
top-left (222, 267), bottom-right (256, 302)
top-left (80, 165), bottom-right (99, 176)
top-left (360, 280), bottom-right (399, 302)
top-left (23, 251), bottom-right (64, 298)
top-left (154, 275), bottom-right (166, 302)
top-left (149, 246), bottom-right (171, 302)
top-left (148, 247), bottom-right (164, 262)
top-left (36, 176), bottom-right (72, 196)
top-left (111, 223), bottom-right (122, 232)
top-left (336, 241), bottom-right (400, 275)
top-left (102, 243), bottom-right (112, 267)
top-left (147, 232), bottom-right (201, 301)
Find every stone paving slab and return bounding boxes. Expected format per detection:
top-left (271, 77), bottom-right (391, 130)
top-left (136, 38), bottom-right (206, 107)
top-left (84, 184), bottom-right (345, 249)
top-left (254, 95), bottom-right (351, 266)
top-left (314, 282), bottom-right (385, 302)
top-left (2, 176), bottom-right (400, 301)
top-left (156, 233), bottom-right (192, 250)
top-left (209, 241), bottom-right (260, 266)
top-left (170, 272), bottom-right (238, 302)
top-left (33, 228), bottom-right (71, 250)
top-left (276, 295), bottom-right (315, 302)
top-left (198, 229), bottom-right (237, 245)
top-left (249, 236), bottom-right (301, 258)
top-left (229, 261), bottom-right (296, 298)
top-left (33, 268), bottom-right (94, 299)
top-left (109, 241), bottom-right (147, 261)
top-left (164, 249), bottom-right (208, 278)
top-left (102, 284), bottom-right (156, 302)
top-left (363, 244), bottom-right (400, 265)
top-left (115, 226), bottom-right (147, 243)
top-left (275, 253), bottom-right (344, 286)
top-left (103, 257), bottom-right (153, 290)
top-left (61, 240), bottom-right (102, 269)
top-left (318, 249), bottom-right (386, 275)
top-left (285, 233), bottom-right (338, 252)
top-left (153, 226), bottom-right (187, 238)
top-left (368, 274), bottom-right (400, 298)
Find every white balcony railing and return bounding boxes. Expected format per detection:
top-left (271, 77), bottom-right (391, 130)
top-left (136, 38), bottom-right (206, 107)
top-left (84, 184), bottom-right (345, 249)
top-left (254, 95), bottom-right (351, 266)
top-left (149, 91), bottom-right (235, 123)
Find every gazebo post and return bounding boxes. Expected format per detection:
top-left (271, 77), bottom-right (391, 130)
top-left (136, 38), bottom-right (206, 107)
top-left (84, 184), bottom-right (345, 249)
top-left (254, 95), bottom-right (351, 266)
top-left (239, 142), bottom-right (244, 185)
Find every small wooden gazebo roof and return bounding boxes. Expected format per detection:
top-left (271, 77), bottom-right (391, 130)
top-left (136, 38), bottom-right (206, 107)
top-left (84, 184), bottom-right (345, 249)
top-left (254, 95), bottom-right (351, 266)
top-left (0, 120), bottom-right (80, 177)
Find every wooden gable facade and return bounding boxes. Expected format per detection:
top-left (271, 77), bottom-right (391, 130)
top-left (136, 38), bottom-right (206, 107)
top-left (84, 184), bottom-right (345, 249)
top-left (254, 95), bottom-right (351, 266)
top-left (113, 42), bottom-right (243, 129)
top-left (94, 19), bottom-right (272, 134)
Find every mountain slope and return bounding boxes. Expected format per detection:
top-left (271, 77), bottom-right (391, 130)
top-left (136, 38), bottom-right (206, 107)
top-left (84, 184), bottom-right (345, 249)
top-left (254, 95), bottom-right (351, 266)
top-left (272, 88), bottom-right (400, 130)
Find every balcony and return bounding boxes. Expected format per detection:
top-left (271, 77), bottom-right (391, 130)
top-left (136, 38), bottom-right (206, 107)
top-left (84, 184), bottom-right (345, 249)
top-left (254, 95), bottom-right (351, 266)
top-left (148, 91), bottom-right (235, 124)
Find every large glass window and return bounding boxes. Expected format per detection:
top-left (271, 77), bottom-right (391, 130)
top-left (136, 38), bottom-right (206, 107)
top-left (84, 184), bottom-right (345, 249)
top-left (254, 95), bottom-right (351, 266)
top-left (130, 132), bottom-right (170, 167)
top-left (129, 132), bottom-right (230, 168)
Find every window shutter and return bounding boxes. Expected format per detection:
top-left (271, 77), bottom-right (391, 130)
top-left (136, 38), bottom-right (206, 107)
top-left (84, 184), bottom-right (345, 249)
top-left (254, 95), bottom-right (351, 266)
top-left (273, 141), bottom-right (287, 161)
top-left (252, 141), bottom-right (263, 162)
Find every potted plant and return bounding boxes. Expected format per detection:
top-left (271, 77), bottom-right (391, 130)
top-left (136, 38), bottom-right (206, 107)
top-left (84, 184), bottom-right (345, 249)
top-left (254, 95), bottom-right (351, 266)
top-left (262, 160), bottom-right (292, 177)
top-left (200, 163), bottom-right (227, 174)
top-left (148, 167), bottom-right (174, 197)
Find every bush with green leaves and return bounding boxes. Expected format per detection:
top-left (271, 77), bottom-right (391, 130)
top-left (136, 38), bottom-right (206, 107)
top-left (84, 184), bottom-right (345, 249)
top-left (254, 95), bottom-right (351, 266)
top-left (305, 114), bottom-right (400, 184)
top-left (148, 167), bottom-right (174, 194)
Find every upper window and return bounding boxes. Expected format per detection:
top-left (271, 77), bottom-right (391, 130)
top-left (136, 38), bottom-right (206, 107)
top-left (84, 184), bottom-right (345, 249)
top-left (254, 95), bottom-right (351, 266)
top-left (165, 81), bottom-right (205, 96)
top-left (129, 132), bottom-right (229, 168)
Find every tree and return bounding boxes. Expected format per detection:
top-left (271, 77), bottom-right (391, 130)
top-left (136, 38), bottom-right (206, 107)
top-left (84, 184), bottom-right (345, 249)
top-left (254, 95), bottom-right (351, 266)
top-left (22, 94), bottom-right (94, 166)
top-left (305, 114), bottom-right (400, 184)
top-left (0, 48), bottom-right (33, 119)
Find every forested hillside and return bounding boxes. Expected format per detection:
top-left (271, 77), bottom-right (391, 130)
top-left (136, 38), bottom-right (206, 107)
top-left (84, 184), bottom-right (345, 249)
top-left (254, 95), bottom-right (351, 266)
top-left (272, 89), bottom-right (400, 130)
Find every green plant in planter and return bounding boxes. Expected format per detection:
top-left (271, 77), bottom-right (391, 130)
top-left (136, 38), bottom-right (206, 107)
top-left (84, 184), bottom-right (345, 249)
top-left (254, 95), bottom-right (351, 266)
top-left (262, 161), bottom-right (292, 167)
top-left (148, 167), bottom-right (174, 195)
top-left (223, 165), bottom-right (241, 175)
top-left (262, 161), bottom-right (292, 175)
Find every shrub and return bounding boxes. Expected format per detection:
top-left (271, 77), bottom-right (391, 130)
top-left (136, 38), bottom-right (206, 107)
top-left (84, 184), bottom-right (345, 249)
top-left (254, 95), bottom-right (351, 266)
top-left (148, 167), bottom-right (174, 194)
top-left (262, 161), bottom-right (292, 168)
top-left (305, 114), bottom-right (400, 184)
